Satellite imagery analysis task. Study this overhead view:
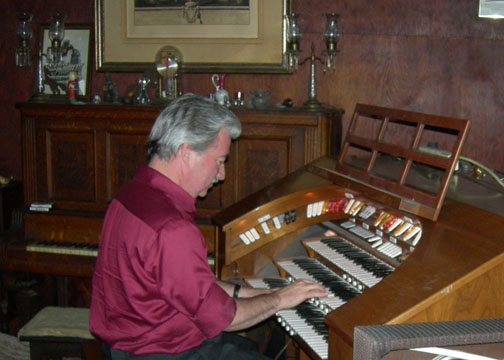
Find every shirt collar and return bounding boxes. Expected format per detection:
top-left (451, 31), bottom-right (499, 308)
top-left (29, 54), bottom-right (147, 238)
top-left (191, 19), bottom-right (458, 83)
top-left (135, 163), bottom-right (196, 216)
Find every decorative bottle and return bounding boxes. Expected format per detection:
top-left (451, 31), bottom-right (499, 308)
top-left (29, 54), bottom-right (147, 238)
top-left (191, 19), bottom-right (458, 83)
top-left (212, 74), bottom-right (229, 106)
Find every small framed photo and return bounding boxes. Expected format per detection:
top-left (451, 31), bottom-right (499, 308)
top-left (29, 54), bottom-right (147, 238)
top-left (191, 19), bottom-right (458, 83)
top-left (37, 24), bottom-right (92, 99)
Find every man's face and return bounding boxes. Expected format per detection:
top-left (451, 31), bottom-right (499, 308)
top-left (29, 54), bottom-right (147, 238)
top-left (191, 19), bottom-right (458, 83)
top-left (186, 129), bottom-right (231, 198)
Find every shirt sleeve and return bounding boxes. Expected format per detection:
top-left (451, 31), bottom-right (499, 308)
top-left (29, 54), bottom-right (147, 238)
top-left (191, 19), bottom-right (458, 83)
top-left (152, 220), bottom-right (236, 338)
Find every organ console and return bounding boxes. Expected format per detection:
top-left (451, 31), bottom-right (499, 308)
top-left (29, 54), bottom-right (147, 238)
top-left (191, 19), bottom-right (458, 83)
top-left (213, 104), bottom-right (504, 360)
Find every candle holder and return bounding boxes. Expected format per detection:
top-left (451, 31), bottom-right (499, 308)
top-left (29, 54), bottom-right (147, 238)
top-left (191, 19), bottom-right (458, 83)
top-left (285, 13), bottom-right (341, 111)
top-left (15, 13), bottom-right (33, 67)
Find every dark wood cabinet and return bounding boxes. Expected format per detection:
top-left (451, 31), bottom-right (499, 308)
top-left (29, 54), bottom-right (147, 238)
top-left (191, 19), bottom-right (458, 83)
top-left (17, 102), bottom-right (342, 246)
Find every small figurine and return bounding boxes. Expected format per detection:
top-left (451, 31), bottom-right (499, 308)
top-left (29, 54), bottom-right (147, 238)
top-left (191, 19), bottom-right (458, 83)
top-left (103, 72), bottom-right (119, 103)
top-left (67, 71), bottom-right (78, 101)
top-left (137, 76), bottom-right (151, 104)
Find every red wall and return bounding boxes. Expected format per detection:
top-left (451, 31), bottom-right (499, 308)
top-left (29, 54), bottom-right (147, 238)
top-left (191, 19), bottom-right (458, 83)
top-left (1, 0), bottom-right (503, 181)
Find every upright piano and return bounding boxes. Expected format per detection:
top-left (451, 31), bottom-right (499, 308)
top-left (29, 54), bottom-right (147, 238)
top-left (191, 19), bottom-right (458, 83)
top-left (213, 104), bottom-right (504, 360)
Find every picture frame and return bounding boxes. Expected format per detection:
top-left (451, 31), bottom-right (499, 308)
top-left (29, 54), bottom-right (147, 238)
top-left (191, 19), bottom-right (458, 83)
top-left (479, 0), bottom-right (504, 18)
top-left (36, 24), bottom-right (92, 99)
top-left (95, 0), bottom-right (292, 73)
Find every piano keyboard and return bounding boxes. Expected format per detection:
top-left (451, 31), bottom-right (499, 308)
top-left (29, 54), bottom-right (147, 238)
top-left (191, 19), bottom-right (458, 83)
top-left (246, 278), bottom-right (329, 359)
top-left (26, 240), bottom-right (98, 257)
top-left (305, 238), bottom-right (394, 288)
top-left (276, 258), bottom-right (360, 310)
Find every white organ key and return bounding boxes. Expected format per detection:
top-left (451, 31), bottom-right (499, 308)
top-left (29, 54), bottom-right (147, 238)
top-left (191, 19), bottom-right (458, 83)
top-left (250, 227), bottom-right (260, 240)
top-left (244, 230), bottom-right (255, 243)
top-left (239, 233), bottom-right (250, 245)
top-left (404, 225), bottom-right (421, 240)
top-left (260, 221), bottom-right (270, 234)
top-left (412, 230), bottom-right (422, 246)
top-left (344, 199), bottom-right (355, 214)
top-left (276, 309), bottom-right (328, 359)
top-left (388, 218), bottom-right (403, 232)
top-left (307, 203), bottom-right (314, 218)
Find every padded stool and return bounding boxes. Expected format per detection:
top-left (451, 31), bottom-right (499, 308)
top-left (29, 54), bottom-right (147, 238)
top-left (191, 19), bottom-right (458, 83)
top-left (18, 306), bottom-right (96, 360)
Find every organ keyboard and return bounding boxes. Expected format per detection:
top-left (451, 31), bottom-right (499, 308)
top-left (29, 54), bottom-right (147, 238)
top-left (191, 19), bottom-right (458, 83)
top-left (213, 104), bottom-right (504, 360)
top-left (247, 278), bottom-right (330, 360)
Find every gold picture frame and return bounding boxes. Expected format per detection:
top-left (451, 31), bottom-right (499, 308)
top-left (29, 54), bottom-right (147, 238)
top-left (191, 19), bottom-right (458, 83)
top-left (95, 0), bottom-right (292, 73)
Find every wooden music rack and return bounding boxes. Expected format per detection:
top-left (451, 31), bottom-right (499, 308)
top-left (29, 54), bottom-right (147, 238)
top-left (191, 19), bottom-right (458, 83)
top-left (333, 103), bottom-right (470, 221)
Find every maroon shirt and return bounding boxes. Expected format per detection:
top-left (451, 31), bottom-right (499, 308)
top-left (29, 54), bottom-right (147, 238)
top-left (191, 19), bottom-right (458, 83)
top-left (90, 164), bottom-right (236, 354)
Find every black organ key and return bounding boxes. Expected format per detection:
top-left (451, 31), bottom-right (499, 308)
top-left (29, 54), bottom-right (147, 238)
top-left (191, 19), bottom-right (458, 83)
top-left (295, 302), bottom-right (329, 339)
top-left (263, 278), bottom-right (290, 289)
top-left (291, 258), bottom-right (360, 301)
top-left (320, 238), bottom-right (393, 278)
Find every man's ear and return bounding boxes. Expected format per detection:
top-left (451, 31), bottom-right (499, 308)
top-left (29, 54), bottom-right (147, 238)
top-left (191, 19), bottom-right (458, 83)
top-left (178, 143), bottom-right (193, 163)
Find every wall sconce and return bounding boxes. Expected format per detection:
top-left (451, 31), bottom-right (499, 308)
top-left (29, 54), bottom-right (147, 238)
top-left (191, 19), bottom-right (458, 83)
top-left (286, 12), bottom-right (341, 111)
top-left (15, 13), bottom-right (33, 67)
top-left (16, 13), bottom-right (66, 69)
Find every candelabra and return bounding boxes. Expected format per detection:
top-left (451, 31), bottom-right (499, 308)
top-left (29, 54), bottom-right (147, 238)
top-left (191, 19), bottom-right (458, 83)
top-left (285, 13), bottom-right (341, 111)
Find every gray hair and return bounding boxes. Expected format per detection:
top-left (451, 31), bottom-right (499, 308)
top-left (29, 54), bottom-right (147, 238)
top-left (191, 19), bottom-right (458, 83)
top-left (146, 94), bottom-right (241, 161)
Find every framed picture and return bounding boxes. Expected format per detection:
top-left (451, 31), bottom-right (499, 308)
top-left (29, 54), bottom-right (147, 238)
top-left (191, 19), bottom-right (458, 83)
top-left (37, 25), bottom-right (92, 99)
top-left (95, 0), bottom-right (292, 73)
top-left (479, 0), bottom-right (504, 18)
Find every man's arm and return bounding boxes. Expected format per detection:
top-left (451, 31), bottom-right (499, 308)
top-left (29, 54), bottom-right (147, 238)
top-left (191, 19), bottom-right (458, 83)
top-left (221, 279), bottom-right (327, 332)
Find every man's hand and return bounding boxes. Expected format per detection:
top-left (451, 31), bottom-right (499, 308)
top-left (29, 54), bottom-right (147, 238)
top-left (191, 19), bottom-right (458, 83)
top-left (224, 279), bottom-right (327, 332)
top-left (272, 279), bottom-right (328, 310)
